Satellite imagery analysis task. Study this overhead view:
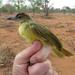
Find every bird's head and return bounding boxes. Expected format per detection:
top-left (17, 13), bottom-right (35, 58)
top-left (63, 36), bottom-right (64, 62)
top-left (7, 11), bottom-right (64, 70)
top-left (7, 13), bottom-right (31, 22)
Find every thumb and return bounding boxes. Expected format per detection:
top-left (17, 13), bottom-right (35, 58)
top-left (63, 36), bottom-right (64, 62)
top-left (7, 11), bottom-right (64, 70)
top-left (14, 41), bottom-right (42, 65)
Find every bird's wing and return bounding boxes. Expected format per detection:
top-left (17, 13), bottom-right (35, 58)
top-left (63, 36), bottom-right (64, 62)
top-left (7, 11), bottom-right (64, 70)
top-left (30, 22), bottom-right (62, 50)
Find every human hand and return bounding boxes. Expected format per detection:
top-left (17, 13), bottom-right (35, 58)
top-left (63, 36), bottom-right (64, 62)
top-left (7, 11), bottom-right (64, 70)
top-left (12, 41), bottom-right (58, 75)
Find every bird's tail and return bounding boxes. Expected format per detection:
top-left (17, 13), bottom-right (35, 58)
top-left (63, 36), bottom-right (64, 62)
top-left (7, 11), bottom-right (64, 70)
top-left (60, 48), bottom-right (73, 56)
top-left (53, 47), bottom-right (73, 57)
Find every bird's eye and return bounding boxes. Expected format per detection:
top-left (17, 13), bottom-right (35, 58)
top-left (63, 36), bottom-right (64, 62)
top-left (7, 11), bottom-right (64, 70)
top-left (16, 14), bottom-right (22, 19)
top-left (18, 15), bottom-right (22, 18)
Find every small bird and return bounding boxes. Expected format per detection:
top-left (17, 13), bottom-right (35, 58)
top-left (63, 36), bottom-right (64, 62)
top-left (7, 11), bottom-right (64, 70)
top-left (7, 13), bottom-right (73, 57)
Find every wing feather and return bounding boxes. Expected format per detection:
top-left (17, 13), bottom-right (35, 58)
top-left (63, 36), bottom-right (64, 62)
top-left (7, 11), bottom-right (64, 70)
top-left (30, 23), bottom-right (62, 50)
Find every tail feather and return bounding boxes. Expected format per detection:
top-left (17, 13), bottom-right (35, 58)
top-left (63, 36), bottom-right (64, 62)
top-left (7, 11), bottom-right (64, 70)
top-left (53, 47), bottom-right (73, 57)
top-left (61, 48), bottom-right (73, 56)
top-left (53, 47), bottom-right (64, 57)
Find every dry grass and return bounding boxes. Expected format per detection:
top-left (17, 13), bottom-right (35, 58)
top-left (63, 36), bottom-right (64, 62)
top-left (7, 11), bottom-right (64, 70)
top-left (0, 44), bottom-right (15, 67)
top-left (0, 43), bottom-right (15, 75)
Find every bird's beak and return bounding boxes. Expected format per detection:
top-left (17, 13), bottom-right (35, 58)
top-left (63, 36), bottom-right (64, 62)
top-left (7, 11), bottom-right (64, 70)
top-left (7, 16), bottom-right (17, 20)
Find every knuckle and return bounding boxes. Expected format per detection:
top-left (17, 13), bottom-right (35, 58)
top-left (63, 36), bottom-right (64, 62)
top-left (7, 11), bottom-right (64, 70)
top-left (15, 53), bottom-right (21, 60)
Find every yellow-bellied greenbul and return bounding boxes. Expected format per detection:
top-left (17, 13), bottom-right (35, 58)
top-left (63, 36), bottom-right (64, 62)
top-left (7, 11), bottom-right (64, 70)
top-left (7, 13), bottom-right (73, 57)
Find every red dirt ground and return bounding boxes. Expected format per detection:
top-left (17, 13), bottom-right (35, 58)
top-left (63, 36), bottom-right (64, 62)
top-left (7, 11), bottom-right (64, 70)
top-left (0, 13), bottom-right (75, 75)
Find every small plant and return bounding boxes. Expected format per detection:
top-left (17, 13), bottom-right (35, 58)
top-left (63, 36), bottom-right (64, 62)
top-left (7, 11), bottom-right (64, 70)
top-left (0, 44), bottom-right (15, 75)
top-left (0, 44), bottom-right (15, 68)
